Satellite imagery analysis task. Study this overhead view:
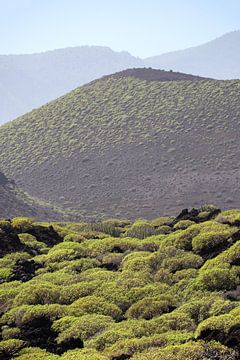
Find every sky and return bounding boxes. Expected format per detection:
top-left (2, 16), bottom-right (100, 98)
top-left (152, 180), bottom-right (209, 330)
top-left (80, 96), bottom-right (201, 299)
top-left (1, 0), bottom-right (240, 58)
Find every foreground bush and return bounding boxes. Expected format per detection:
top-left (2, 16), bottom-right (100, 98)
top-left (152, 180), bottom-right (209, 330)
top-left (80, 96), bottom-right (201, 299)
top-left (1, 208), bottom-right (240, 358)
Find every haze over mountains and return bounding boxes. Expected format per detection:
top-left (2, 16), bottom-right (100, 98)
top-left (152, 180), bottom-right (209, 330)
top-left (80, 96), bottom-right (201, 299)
top-left (1, 30), bottom-right (240, 124)
top-left (0, 68), bottom-right (239, 220)
top-left (0, 46), bottom-right (142, 123)
top-left (146, 30), bottom-right (240, 80)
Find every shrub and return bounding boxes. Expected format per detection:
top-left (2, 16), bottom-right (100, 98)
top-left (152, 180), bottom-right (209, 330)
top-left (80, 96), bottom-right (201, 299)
top-left (195, 312), bottom-right (240, 340)
top-left (18, 234), bottom-right (48, 253)
top-left (2, 326), bottom-right (21, 340)
top-left (173, 220), bottom-right (195, 230)
top-left (0, 339), bottom-right (25, 358)
top-left (152, 311), bottom-right (196, 333)
top-left (178, 296), bottom-right (237, 324)
top-left (154, 268), bottom-right (173, 285)
top-left (53, 314), bottom-right (113, 343)
top-left (131, 340), bottom-right (237, 359)
top-left (1, 304), bottom-right (67, 327)
top-left (105, 335), bottom-right (167, 358)
top-left (192, 230), bottom-right (234, 255)
top-left (69, 296), bottom-right (122, 320)
top-left (151, 217), bottom-right (174, 227)
top-left (14, 347), bottom-right (59, 360)
top-left (216, 209), bottom-right (240, 225)
top-left (162, 252), bottom-right (203, 273)
top-left (13, 283), bottom-right (60, 306)
top-left (63, 233), bottom-right (85, 243)
top-left (59, 282), bottom-right (98, 304)
top-left (198, 268), bottom-right (238, 291)
top-left (124, 220), bottom-right (157, 239)
top-left (12, 217), bottom-right (33, 231)
top-left (126, 297), bottom-right (172, 320)
top-left (60, 349), bottom-right (108, 359)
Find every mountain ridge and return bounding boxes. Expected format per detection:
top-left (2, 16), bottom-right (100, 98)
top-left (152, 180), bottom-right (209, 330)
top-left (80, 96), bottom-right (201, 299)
top-left (145, 30), bottom-right (240, 79)
top-left (1, 30), bottom-right (240, 124)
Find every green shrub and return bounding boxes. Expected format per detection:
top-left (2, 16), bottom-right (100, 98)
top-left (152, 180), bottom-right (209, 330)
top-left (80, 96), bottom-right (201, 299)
top-left (198, 267), bottom-right (238, 291)
top-left (53, 314), bottom-right (113, 343)
top-left (131, 340), bottom-right (237, 359)
top-left (216, 209), bottom-right (240, 225)
top-left (18, 233), bottom-right (48, 253)
top-left (173, 220), bottom-right (195, 230)
top-left (12, 217), bottom-right (33, 231)
top-left (60, 349), bottom-right (108, 359)
top-left (69, 296), bottom-right (122, 320)
top-left (59, 282), bottom-right (98, 304)
top-left (192, 230), bottom-right (234, 254)
top-left (151, 217), bottom-right (174, 227)
top-left (63, 233), bottom-right (85, 243)
top-left (2, 326), bottom-right (21, 340)
top-left (124, 220), bottom-right (158, 239)
top-left (15, 347), bottom-right (59, 360)
top-left (13, 283), bottom-right (60, 306)
top-left (1, 304), bottom-right (67, 327)
top-left (0, 339), bottom-right (25, 358)
top-left (162, 252), bottom-right (203, 273)
top-left (126, 297), bottom-right (172, 320)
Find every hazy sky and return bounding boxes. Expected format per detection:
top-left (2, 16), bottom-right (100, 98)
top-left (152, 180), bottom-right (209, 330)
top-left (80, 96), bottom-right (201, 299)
top-left (1, 0), bottom-right (240, 57)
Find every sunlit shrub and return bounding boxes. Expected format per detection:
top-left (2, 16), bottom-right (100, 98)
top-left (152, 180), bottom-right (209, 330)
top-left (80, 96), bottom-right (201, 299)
top-left (12, 217), bottom-right (33, 231)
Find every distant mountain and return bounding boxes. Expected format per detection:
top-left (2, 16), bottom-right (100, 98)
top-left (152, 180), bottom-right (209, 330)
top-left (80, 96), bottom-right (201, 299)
top-left (145, 31), bottom-right (240, 79)
top-left (0, 46), bottom-right (143, 124)
top-left (1, 31), bottom-right (240, 124)
top-left (0, 68), bottom-right (240, 220)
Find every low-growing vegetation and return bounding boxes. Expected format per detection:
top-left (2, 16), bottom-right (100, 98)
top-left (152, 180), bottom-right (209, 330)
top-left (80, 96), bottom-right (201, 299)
top-left (1, 206), bottom-right (240, 359)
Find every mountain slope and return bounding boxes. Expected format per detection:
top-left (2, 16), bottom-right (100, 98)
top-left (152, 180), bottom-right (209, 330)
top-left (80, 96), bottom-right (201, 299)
top-left (0, 68), bottom-right (240, 220)
top-left (0, 46), bottom-right (143, 124)
top-left (0, 172), bottom-right (63, 219)
top-left (145, 31), bottom-right (240, 79)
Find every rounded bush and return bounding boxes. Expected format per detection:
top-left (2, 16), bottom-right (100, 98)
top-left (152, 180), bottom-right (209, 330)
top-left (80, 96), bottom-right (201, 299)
top-left (126, 297), bottom-right (171, 320)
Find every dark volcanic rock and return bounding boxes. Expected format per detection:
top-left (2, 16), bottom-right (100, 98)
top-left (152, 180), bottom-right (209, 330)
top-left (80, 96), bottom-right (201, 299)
top-left (19, 316), bottom-right (83, 354)
top-left (10, 259), bottom-right (42, 282)
top-left (175, 207), bottom-right (221, 223)
top-left (25, 225), bottom-right (62, 247)
top-left (0, 230), bottom-right (26, 257)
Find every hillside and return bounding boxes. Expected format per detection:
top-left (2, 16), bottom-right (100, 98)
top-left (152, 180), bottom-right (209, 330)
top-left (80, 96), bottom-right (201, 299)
top-left (0, 171), bottom-right (72, 220)
top-left (1, 206), bottom-right (240, 359)
top-left (145, 30), bottom-right (240, 79)
top-left (0, 69), bottom-right (239, 220)
top-left (0, 46), bottom-right (142, 124)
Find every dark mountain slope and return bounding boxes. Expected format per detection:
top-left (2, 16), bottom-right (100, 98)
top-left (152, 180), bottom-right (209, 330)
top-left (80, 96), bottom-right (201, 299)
top-left (145, 31), bottom-right (240, 79)
top-left (0, 70), bottom-right (239, 220)
top-left (0, 171), bottom-right (67, 220)
top-left (0, 46), bottom-right (143, 124)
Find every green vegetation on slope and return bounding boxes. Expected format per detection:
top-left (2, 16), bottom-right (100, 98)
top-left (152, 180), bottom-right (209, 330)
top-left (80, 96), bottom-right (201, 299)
top-left (1, 206), bottom-right (240, 359)
top-left (0, 72), bottom-right (240, 219)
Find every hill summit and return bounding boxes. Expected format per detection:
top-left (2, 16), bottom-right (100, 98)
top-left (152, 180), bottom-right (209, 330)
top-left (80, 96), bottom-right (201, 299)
top-left (104, 68), bottom-right (210, 82)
